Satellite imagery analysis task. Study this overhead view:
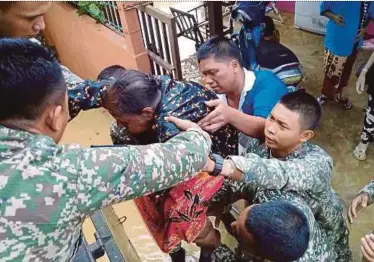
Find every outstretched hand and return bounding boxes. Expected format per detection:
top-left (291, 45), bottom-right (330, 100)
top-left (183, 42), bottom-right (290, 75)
top-left (357, 71), bottom-right (367, 94)
top-left (333, 14), bottom-right (344, 27)
top-left (165, 115), bottom-right (200, 131)
top-left (198, 100), bottom-right (231, 133)
top-left (348, 193), bottom-right (369, 223)
top-left (361, 233), bottom-right (374, 262)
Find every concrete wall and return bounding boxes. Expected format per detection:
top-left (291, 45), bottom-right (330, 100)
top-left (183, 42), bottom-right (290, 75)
top-left (43, 2), bottom-right (150, 80)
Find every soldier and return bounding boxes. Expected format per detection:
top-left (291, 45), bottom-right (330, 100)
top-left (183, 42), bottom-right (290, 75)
top-left (192, 181), bottom-right (336, 261)
top-left (0, 39), bottom-right (212, 261)
top-left (0, 1), bottom-right (109, 120)
top-left (348, 181), bottom-right (374, 261)
top-left (169, 91), bottom-right (351, 260)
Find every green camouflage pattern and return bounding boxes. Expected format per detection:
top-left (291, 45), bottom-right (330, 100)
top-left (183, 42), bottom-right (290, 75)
top-left (229, 138), bottom-right (351, 261)
top-left (210, 180), bottom-right (337, 261)
top-left (360, 180), bottom-right (374, 205)
top-left (62, 65), bottom-right (109, 121)
top-left (0, 126), bottom-right (211, 261)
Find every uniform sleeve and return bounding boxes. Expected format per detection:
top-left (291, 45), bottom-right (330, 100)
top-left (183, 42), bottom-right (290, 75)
top-left (211, 244), bottom-right (239, 262)
top-left (67, 80), bottom-right (108, 120)
top-left (70, 128), bottom-right (211, 216)
top-left (360, 181), bottom-right (374, 205)
top-left (61, 65), bottom-right (108, 120)
top-left (252, 73), bottom-right (288, 118)
top-left (229, 148), bottom-right (333, 193)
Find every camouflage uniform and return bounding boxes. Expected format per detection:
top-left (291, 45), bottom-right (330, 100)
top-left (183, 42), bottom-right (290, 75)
top-left (210, 138), bottom-right (351, 261)
top-left (110, 75), bottom-right (238, 156)
top-left (0, 125), bottom-right (211, 261)
top-left (210, 181), bottom-right (337, 261)
top-left (360, 180), bottom-right (374, 205)
top-left (61, 65), bottom-right (109, 120)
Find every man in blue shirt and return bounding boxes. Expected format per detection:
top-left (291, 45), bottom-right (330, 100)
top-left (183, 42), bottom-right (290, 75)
top-left (197, 36), bottom-right (288, 153)
top-left (317, 1), bottom-right (374, 110)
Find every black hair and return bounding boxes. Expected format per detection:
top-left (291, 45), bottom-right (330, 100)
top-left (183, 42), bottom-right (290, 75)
top-left (197, 35), bottom-right (242, 65)
top-left (97, 65), bottom-right (126, 81)
top-left (245, 201), bottom-right (310, 262)
top-left (0, 2), bottom-right (13, 11)
top-left (279, 91), bottom-right (322, 130)
top-left (0, 38), bottom-right (66, 121)
top-left (108, 70), bottom-right (162, 115)
top-left (263, 15), bottom-right (276, 38)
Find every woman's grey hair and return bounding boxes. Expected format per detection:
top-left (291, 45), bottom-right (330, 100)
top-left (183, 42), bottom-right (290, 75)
top-left (108, 70), bottom-right (162, 115)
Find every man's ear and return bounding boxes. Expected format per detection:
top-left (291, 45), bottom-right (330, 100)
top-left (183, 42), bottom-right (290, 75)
top-left (231, 59), bottom-right (240, 73)
top-left (45, 105), bottom-right (64, 132)
top-left (141, 107), bottom-right (155, 120)
top-left (300, 130), bottom-right (314, 143)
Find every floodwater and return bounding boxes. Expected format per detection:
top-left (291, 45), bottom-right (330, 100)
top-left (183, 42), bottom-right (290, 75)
top-left (60, 4), bottom-right (374, 262)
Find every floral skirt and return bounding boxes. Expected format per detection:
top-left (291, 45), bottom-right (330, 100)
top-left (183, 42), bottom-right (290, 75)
top-left (322, 48), bottom-right (358, 98)
top-left (134, 172), bottom-right (224, 253)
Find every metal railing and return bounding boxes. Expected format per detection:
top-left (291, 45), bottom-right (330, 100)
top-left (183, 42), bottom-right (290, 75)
top-left (136, 4), bottom-right (182, 79)
top-left (69, 1), bottom-right (123, 34)
top-left (102, 2), bottom-right (123, 33)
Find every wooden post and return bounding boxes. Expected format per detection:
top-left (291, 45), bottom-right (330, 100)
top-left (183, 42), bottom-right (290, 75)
top-left (206, 1), bottom-right (223, 37)
top-left (116, 1), bottom-right (151, 73)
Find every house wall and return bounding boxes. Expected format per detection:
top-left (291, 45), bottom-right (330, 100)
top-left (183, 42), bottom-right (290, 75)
top-left (43, 2), bottom-right (151, 80)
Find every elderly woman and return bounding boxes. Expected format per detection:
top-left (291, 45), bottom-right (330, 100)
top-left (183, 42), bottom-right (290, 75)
top-left (354, 51), bottom-right (374, 160)
top-left (99, 66), bottom-right (242, 261)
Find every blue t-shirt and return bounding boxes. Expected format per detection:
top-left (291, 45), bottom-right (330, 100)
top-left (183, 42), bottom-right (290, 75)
top-left (321, 1), bottom-right (374, 56)
top-left (242, 70), bottom-right (288, 118)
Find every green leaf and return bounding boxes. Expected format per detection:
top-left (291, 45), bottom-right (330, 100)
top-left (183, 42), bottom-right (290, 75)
top-left (77, 1), bottom-right (90, 7)
top-left (88, 3), bottom-right (100, 17)
top-left (77, 7), bottom-right (87, 15)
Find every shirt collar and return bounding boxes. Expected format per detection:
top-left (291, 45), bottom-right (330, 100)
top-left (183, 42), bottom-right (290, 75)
top-left (238, 69), bottom-right (256, 111)
top-left (217, 68), bottom-right (256, 111)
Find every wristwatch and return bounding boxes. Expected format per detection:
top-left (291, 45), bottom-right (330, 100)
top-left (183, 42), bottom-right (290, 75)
top-left (209, 153), bottom-right (224, 177)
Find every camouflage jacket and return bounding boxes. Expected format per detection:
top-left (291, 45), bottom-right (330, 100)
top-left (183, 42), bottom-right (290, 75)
top-left (62, 65), bottom-right (108, 120)
top-left (360, 180), bottom-right (374, 205)
top-left (0, 126), bottom-right (211, 261)
top-left (226, 139), bottom-right (351, 261)
top-left (110, 75), bottom-right (238, 157)
top-left (210, 180), bottom-right (338, 261)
